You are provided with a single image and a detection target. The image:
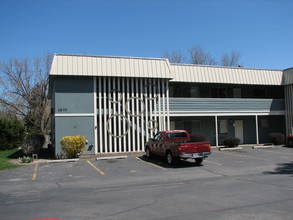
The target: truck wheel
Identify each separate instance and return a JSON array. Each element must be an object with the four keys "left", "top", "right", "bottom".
[
  {"left": 166, "top": 151, "right": 174, "bottom": 165},
  {"left": 288, "top": 139, "right": 293, "bottom": 147},
  {"left": 145, "top": 147, "right": 152, "bottom": 159},
  {"left": 195, "top": 158, "right": 203, "bottom": 165}
]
